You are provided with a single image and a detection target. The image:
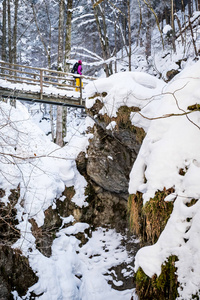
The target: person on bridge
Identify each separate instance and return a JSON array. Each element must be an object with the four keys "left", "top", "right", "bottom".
[
  {"left": 77, "top": 60, "right": 82, "bottom": 75},
  {"left": 75, "top": 60, "right": 83, "bottom": 92}
]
